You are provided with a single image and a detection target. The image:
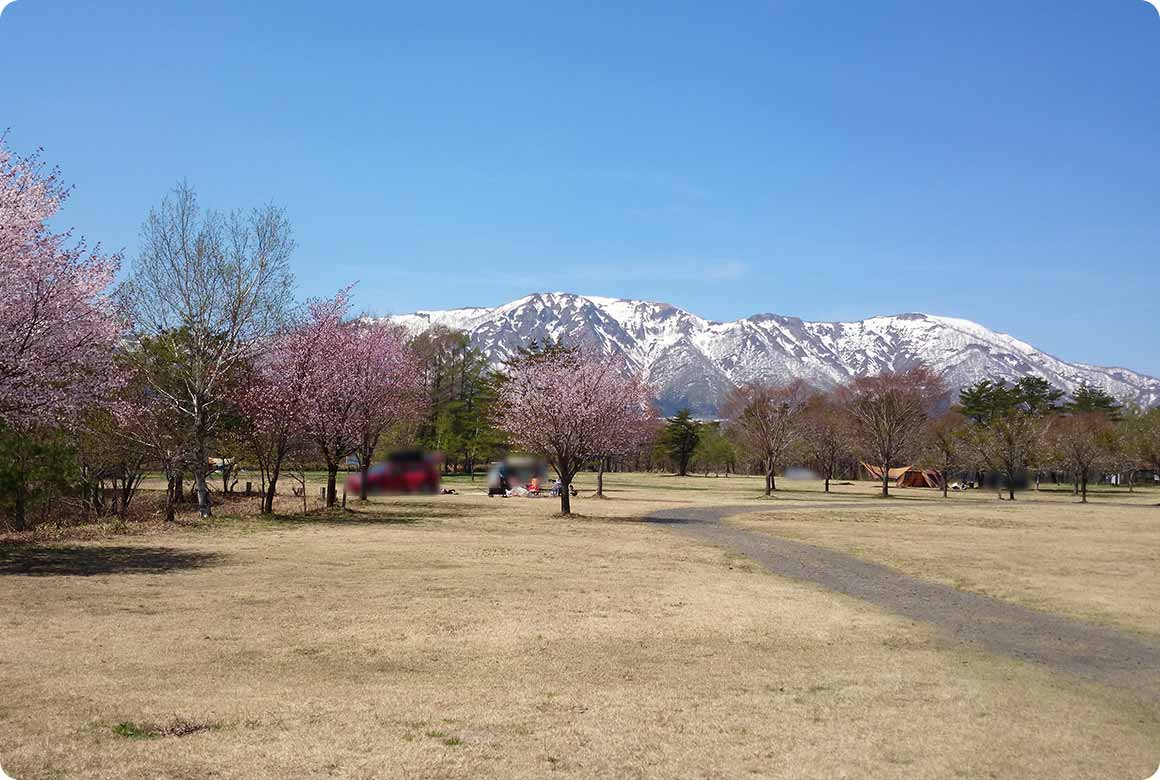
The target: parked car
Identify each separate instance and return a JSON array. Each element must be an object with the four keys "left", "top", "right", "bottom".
[{"left": 346, "top": 450, "right": 441, "bottom": 495}]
